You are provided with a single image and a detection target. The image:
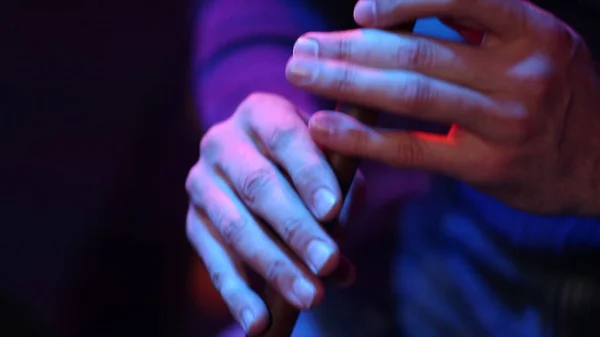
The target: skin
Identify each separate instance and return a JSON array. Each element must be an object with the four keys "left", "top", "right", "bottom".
[
  {"left": 288, "top": 0, "right": 600, "bottom": 215},
  {"left": 186, "top": 94, "right": 358, "bottom": 335},
  {"left": 187, "top": 0, "right": 600, "bottom": 334}
]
